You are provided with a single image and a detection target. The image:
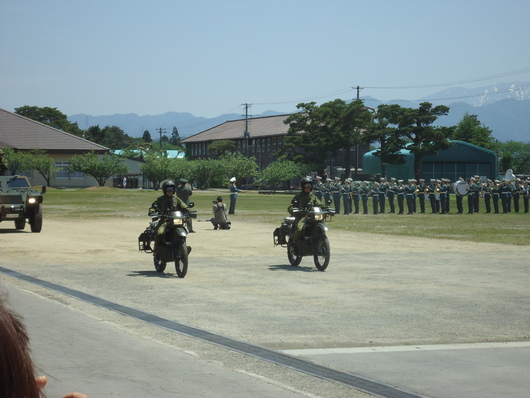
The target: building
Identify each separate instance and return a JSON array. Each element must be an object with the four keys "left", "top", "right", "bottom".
[
  {"left": 181, "top": 114, "right": 370, "bottom": 178},
  {"left": 362, "top": 140, "right": 499, "bottom": 181},
  {"left": 0, "top": 108, "right": 130, "bottom": 188}
]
